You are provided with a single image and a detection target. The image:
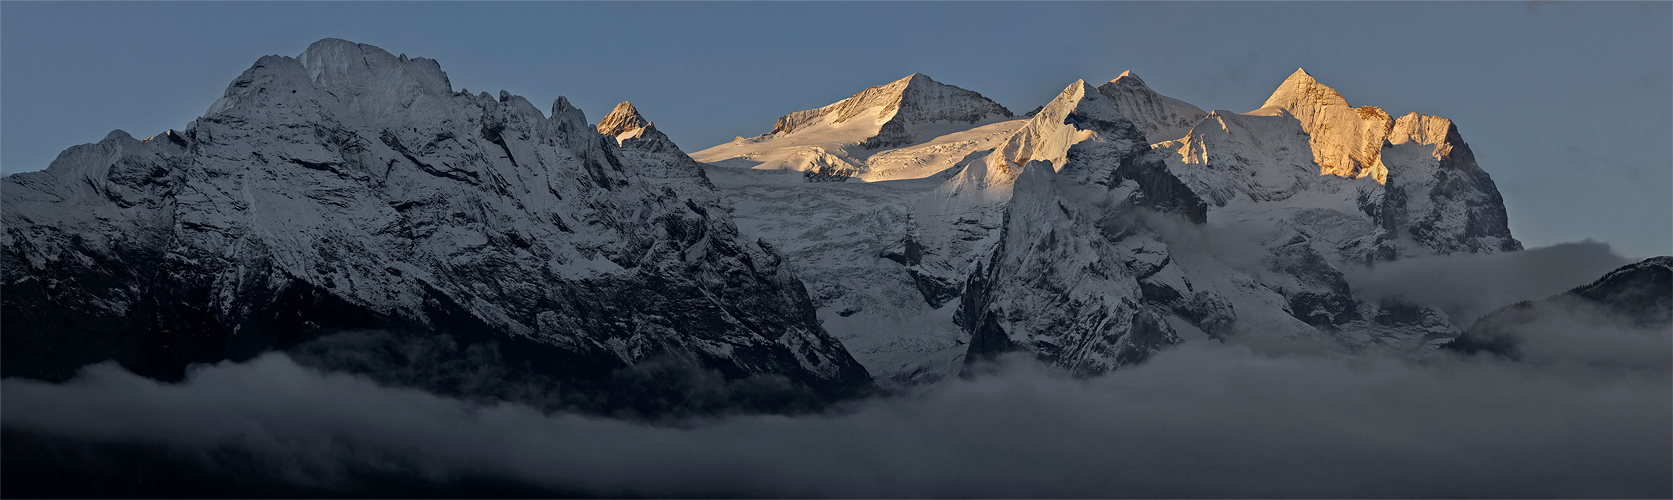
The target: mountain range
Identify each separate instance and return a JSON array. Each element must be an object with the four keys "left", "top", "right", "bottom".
[{"left": 3, "top": 39, "right": 1663, "bottom": 409}]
